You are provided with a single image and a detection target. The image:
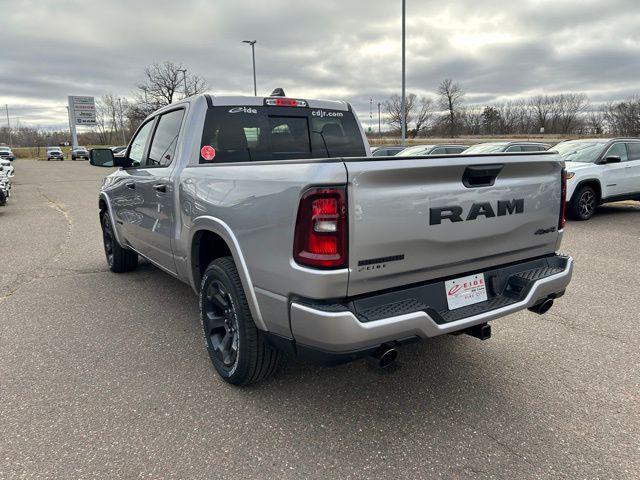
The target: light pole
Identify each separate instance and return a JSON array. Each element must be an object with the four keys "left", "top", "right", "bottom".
[
  {"left": 378, "top": 102, "right": 382, "bottom": 138},
  {"left": 177, "top": 69, "right": 188, "bottom": 98},
  {"left": 117, "top": 97, "right": 126, "bottom": 144},
  {"left": 401, "top": 0, "right": 406, "bottom": 145},
  {"left": 5, "top": 104, "right": 12, "bottom": 148},
  {"left": 242, "top": 40, "right": 257, "bottom": 96},
  {"left": 141, "top": 85, "right": 149, "bottom": 112}
]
